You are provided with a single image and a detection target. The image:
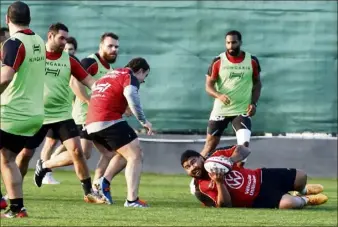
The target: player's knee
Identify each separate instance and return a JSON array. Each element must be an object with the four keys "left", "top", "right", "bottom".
[
  {"left": 127, "top": 146, "right": 143, "bottom": 162},
  {"left": 72, "top": 147, "right": 85, "bottom": 159},
  {"left": 294, "top": 169, "right": 307, "bottom": 190},
  {"left": 279, "top": 195, "right": 296, "bottom": 209}
]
